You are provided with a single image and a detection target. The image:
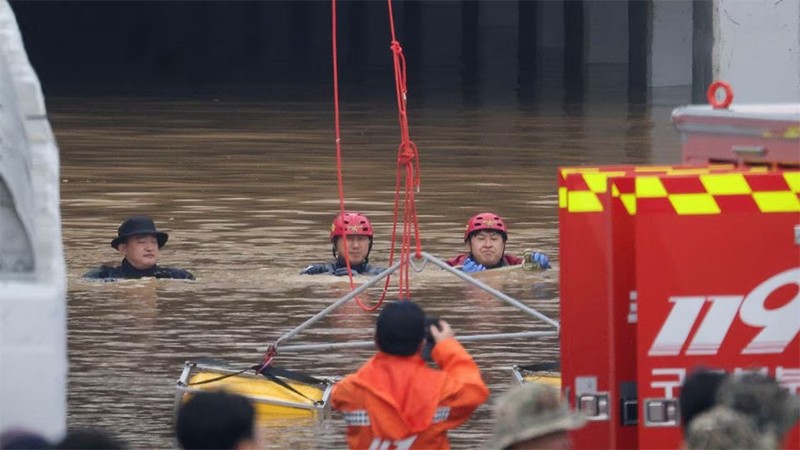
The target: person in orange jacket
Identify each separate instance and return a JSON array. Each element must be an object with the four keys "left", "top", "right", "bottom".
[{"left": 331, "top": 300, "right": 490, "bottom": 450}]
